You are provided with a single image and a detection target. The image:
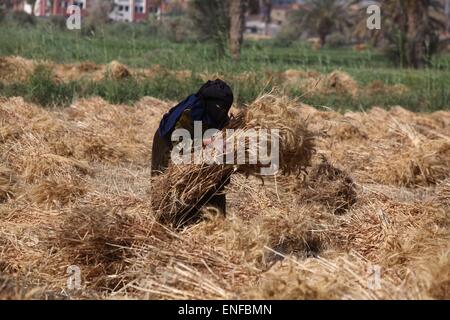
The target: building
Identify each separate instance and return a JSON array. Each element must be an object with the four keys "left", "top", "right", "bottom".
[
  {"left": 109, "top": 0, "right": 190, "bottom": 22},
  {"left": 51, "top": 1, "right": 89, "bottom": 17},
  {"left": 12, "top": 0, "right": 89, "bottom": 17},
  {"left": 109, "top": 0, "right": 161, "bottom": 22},
  {"left": 271, "top": 0, "right": 303, "bottom": 25},
  {"left": 245, "top": 0, "right": 305, "bottom": 36},
  {"left": 10, "top": 0, "right": 31, "bottom": 14},
  {"left": 11, "top": 0, "right": 163, "bottom": 22}
]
